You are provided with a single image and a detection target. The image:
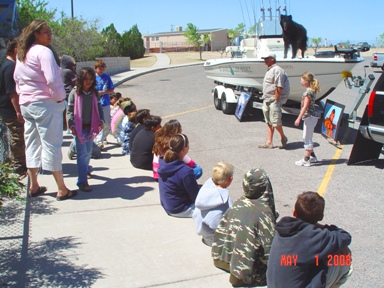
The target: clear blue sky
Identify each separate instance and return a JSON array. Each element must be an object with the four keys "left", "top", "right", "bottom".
[{"left": 46, "top": 0, "right": 384, "bottom": 45}]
